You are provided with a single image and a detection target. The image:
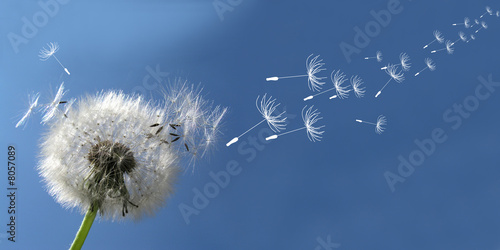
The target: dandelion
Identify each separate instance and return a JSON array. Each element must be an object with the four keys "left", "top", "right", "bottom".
[
  {"left": 266, "top": 54, "right": 326, "bottom": 92},
  {"left": 381, "top": 53, "right": 411, "bottom": 71},
  {"left": 15, "top": 92, "right": 40, "bottom": 128},
  {"left": 364, "top": 51, "right": 383, "bottom": 62},
  {"left": 41, "top": 82, "right": 67, "bottom": 124},
  {"left": 266, "top": 105, "right": 324, "bottom": 142},
  {"left": 452, "top": 17, "right": 471, "bottom": 28},
  {"left": 414, "top": 58, "right": 436, "bottom": 77},
  {"left": 423, "top": 30, "right": 445, "bottom": 49},
  {"left": 431, "top": 40, "right": 454, "bottom": 54},
  {"left": 496, "top": 11, "right": 500, "bottom": 17},
  {"left": 38, "top": 82, "right": 225, "bottom": 248},
  {"left": 356, "top": 115, "right": 387, "bottom": 134},
  {"left": 480, "top": 6, "right": 494, "bottom": 18},
  {"left": 39, "top": 42, "right": 70, "bottom": 75},
  {"left": 226, "top": 94, "right": 286, "bottom": 146},
  {"left": 475, "top": 21, "right": 488, "bottom": 33},
  {"left": 374, "top": 64, "right": 404, "bottom": 98},
  {"left": 350, "top": 75, "right": 365, "bottom": 98},
  {"left": 451, "top": 31, "right": 468, "bottom": 46},
  {"left": 467, "top": 34, "right": 476, "bottom": 42}
]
